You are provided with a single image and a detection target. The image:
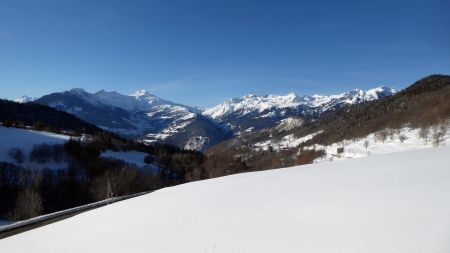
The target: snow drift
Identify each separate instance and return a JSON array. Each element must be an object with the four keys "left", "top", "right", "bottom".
[{"left": 1, "top": 146, "right": 450, "bottom": 253}]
